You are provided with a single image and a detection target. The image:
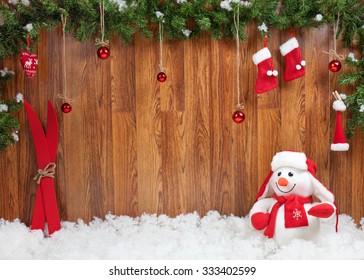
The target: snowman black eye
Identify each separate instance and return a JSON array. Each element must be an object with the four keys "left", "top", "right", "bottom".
[
  {"left": 288, "top": 172, "right": 294, "bottom": 177},
  {"left": 277, "top": 172, "right": 282, "bottom": 176}
]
